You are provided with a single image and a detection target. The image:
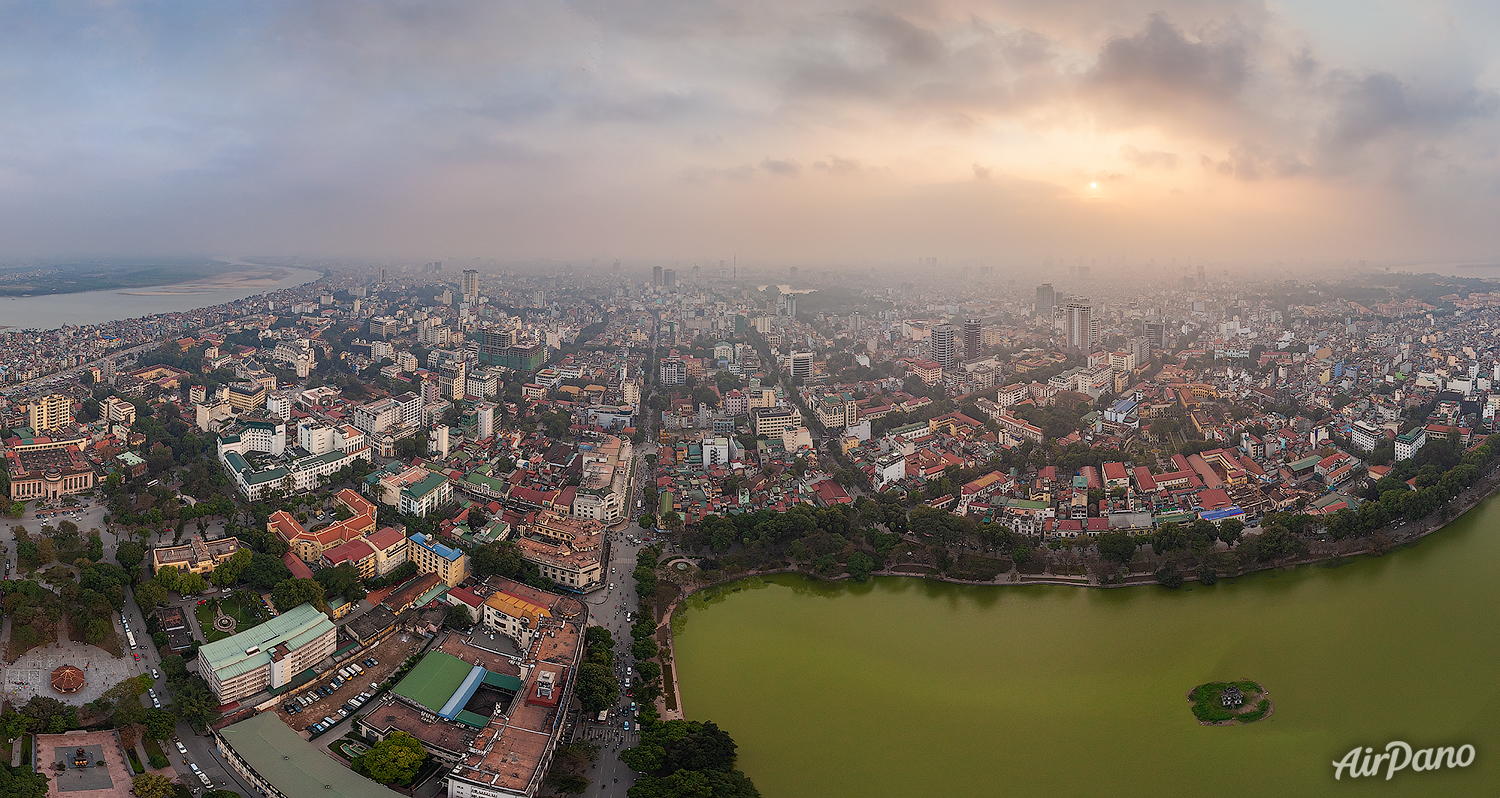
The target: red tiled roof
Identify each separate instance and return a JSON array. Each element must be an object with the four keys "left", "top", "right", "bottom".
[
  {"left": 366, "top": 526, "right": 407, "bottom": 550},
  {"left": 812, "top": 480, "right": 852, "bottom": 505},
  {"left": 282, "top": 551, "right": 314, "bottom": 580},
  {"left": 322, "top": 538, "right": 375, "bottom": 566}
]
